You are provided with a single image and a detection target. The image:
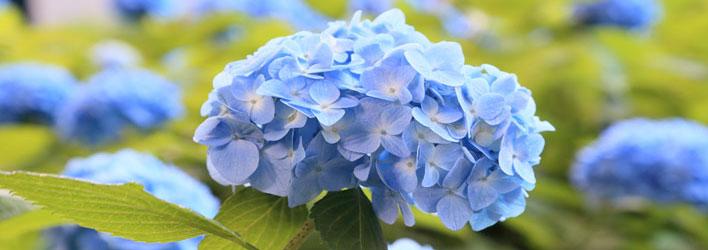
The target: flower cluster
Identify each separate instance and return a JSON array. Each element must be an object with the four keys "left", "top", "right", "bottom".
[
  {"left": 572, "top": 118, "right": 708, "bottom": 210},
  {"left": 573, "top": 0, "right": 661, "bottom": 31},
  {"left": 0, "top": 63, "right": 77, "bottom": 125},
  {"left": 194, "top": 9, "right": 553, "bottom": 231},
  {"left": 56, "top": 68, "right": 183, "bottom": 146},
  {"left": 48, "top": 149, "right": 220, "bottom": 250}
]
